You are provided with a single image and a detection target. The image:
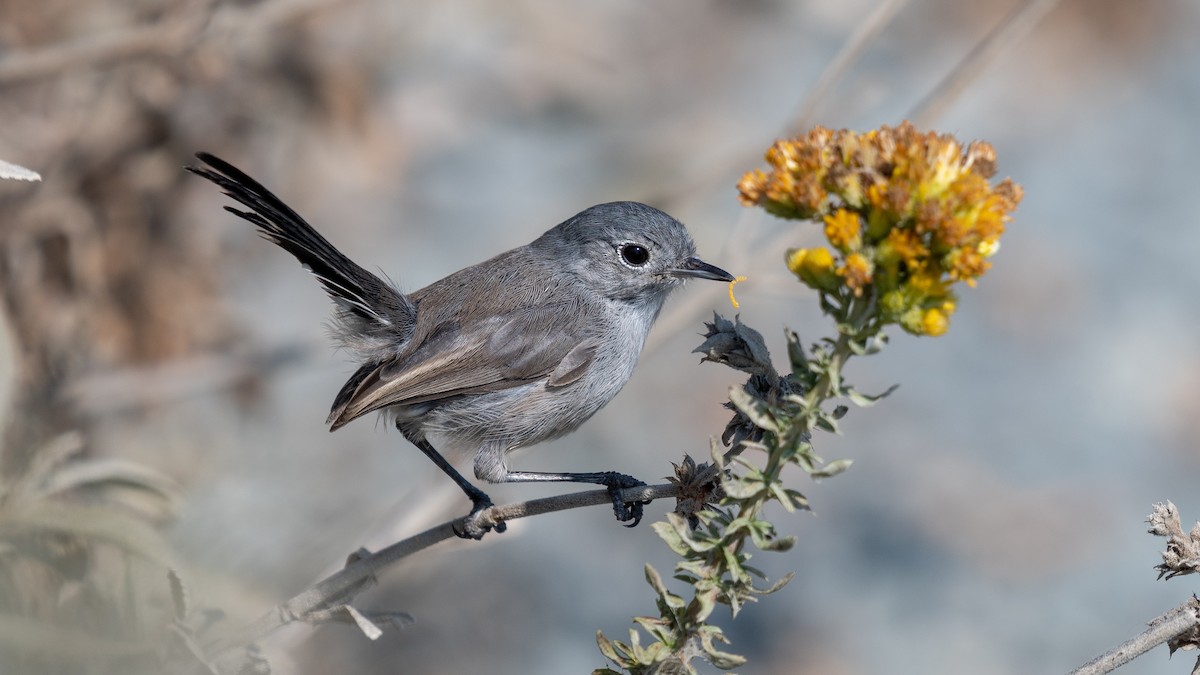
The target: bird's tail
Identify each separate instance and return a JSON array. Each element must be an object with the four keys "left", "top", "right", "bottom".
[{"left": 188, "top": 152, "right": 415, "bottom": 349}]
